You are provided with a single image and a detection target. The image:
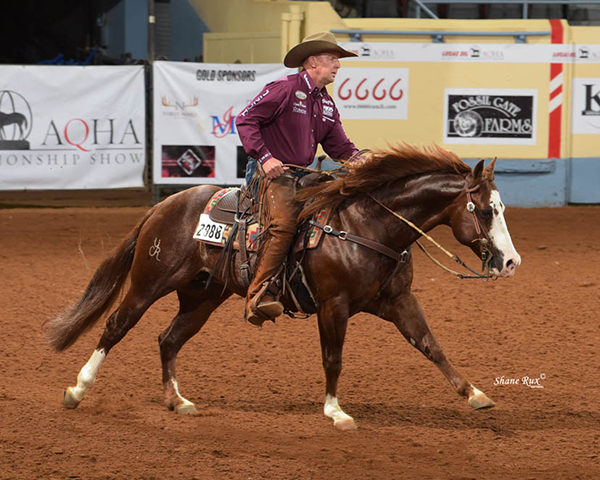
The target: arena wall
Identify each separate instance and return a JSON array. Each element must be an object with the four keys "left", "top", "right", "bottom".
[{"left": 195, "top": 2, "right": 600, "bottom": 206}]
